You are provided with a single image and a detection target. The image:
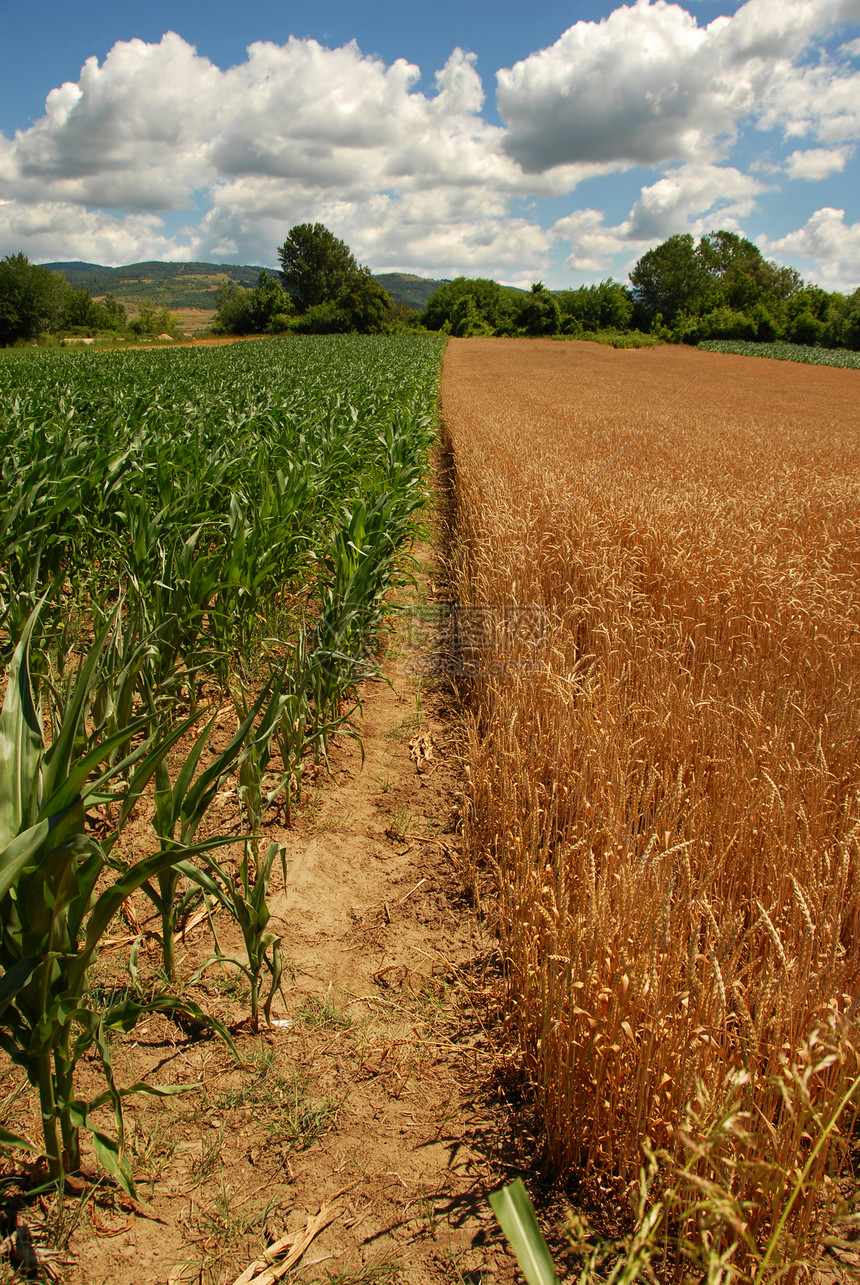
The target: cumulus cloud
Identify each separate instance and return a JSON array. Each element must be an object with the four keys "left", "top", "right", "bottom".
[
  {"left": 3, "top": 34, "right": 219, "bottom": 210},
  {"left": 553, "top": 162, "right": 770, "bottom": 274},
  {"left": 0, "top": 198, "right": 190, "bottom": 264},
  {"left": 785, "top": 146, "right": 852, "bottom": 179},
  {"left": 625, "top": 163, "right": 768, "bottom": 238},
  {"left": 758, "top": 60, "right": 860, "bottom": 145},
  {"left": 0, "top": 4, "right": 858, "bottom": 288},
  {"left": 0, "top": 31, "right": 566, "bottom": 276},
  {"left": 0, "top": 34, "right": 540, "bottom": 211},
  {"left": 498, "top": 0, "right": 860, "bottom": 173},
  {"left": 552, "top": 208, "right": 633, "bottom": 273},
  {"left": 758, "top": 207, "right": 860, "bottom": 291},
  {"left": 194, "top": 181, "right": 553, "bottom": 282}
]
